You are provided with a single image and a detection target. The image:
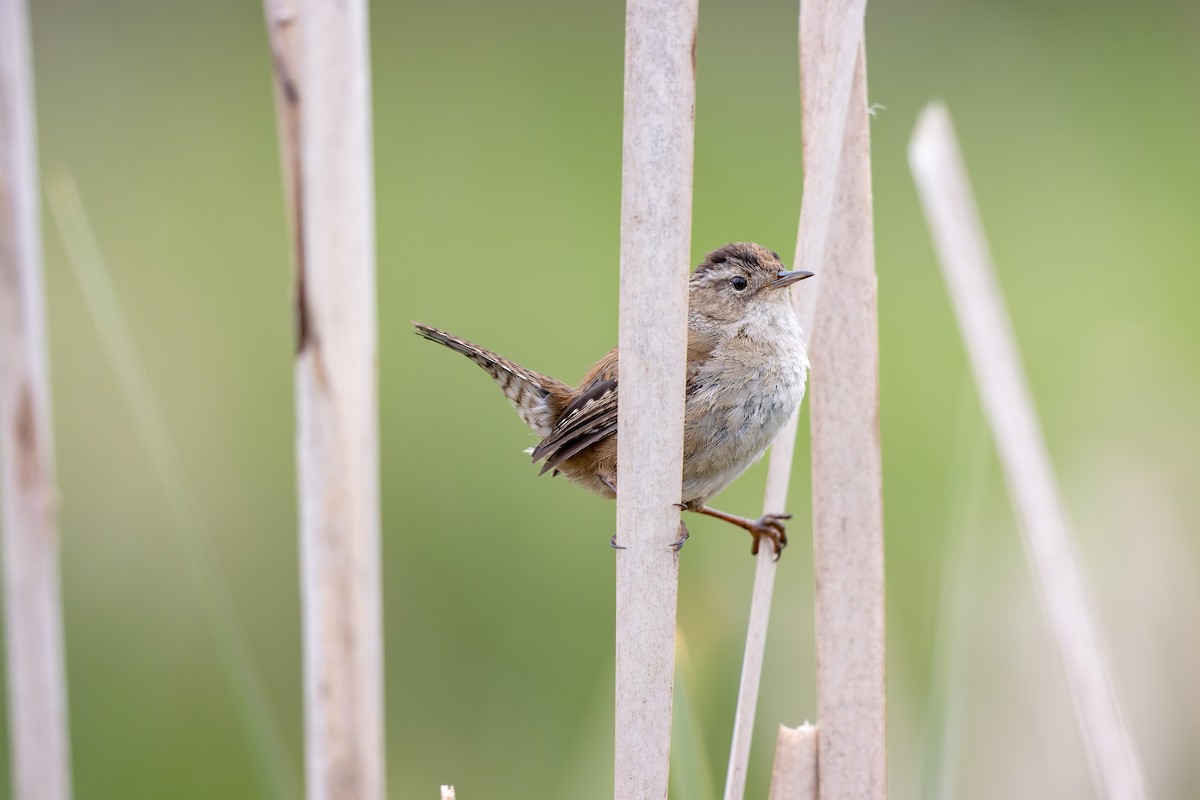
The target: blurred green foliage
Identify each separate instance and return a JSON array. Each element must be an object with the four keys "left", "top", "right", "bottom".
[{"left": 2, "top": 0, "right": 1198, "bottom": 797}]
